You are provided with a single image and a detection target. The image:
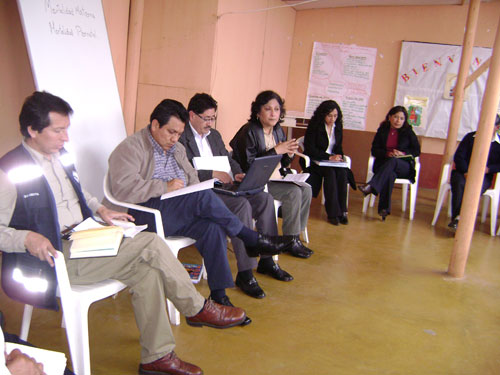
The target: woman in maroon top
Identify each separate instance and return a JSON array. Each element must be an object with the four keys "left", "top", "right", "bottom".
[{"left": 358, "top": 106, "right": 420, "bottom": 220}]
